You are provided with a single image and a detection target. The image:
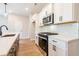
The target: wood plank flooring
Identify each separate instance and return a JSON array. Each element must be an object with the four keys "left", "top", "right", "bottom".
[{"left": 17, "top": 39, "right": 46, "bottom": 56}]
